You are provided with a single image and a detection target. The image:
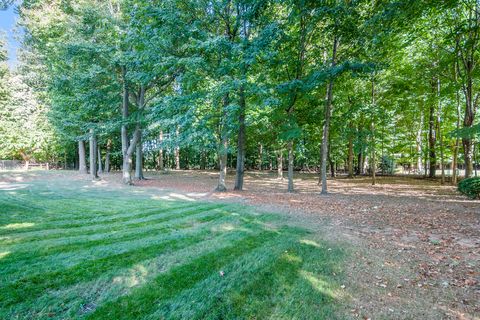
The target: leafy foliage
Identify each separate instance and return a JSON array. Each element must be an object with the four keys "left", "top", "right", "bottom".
[{"left": 458, "top": 177, "right": 480, "bottom": 199}]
